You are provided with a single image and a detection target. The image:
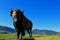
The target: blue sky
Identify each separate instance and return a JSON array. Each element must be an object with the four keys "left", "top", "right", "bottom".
[{"left": 0, "top": 0, "right": 60, "bottom": 32}]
